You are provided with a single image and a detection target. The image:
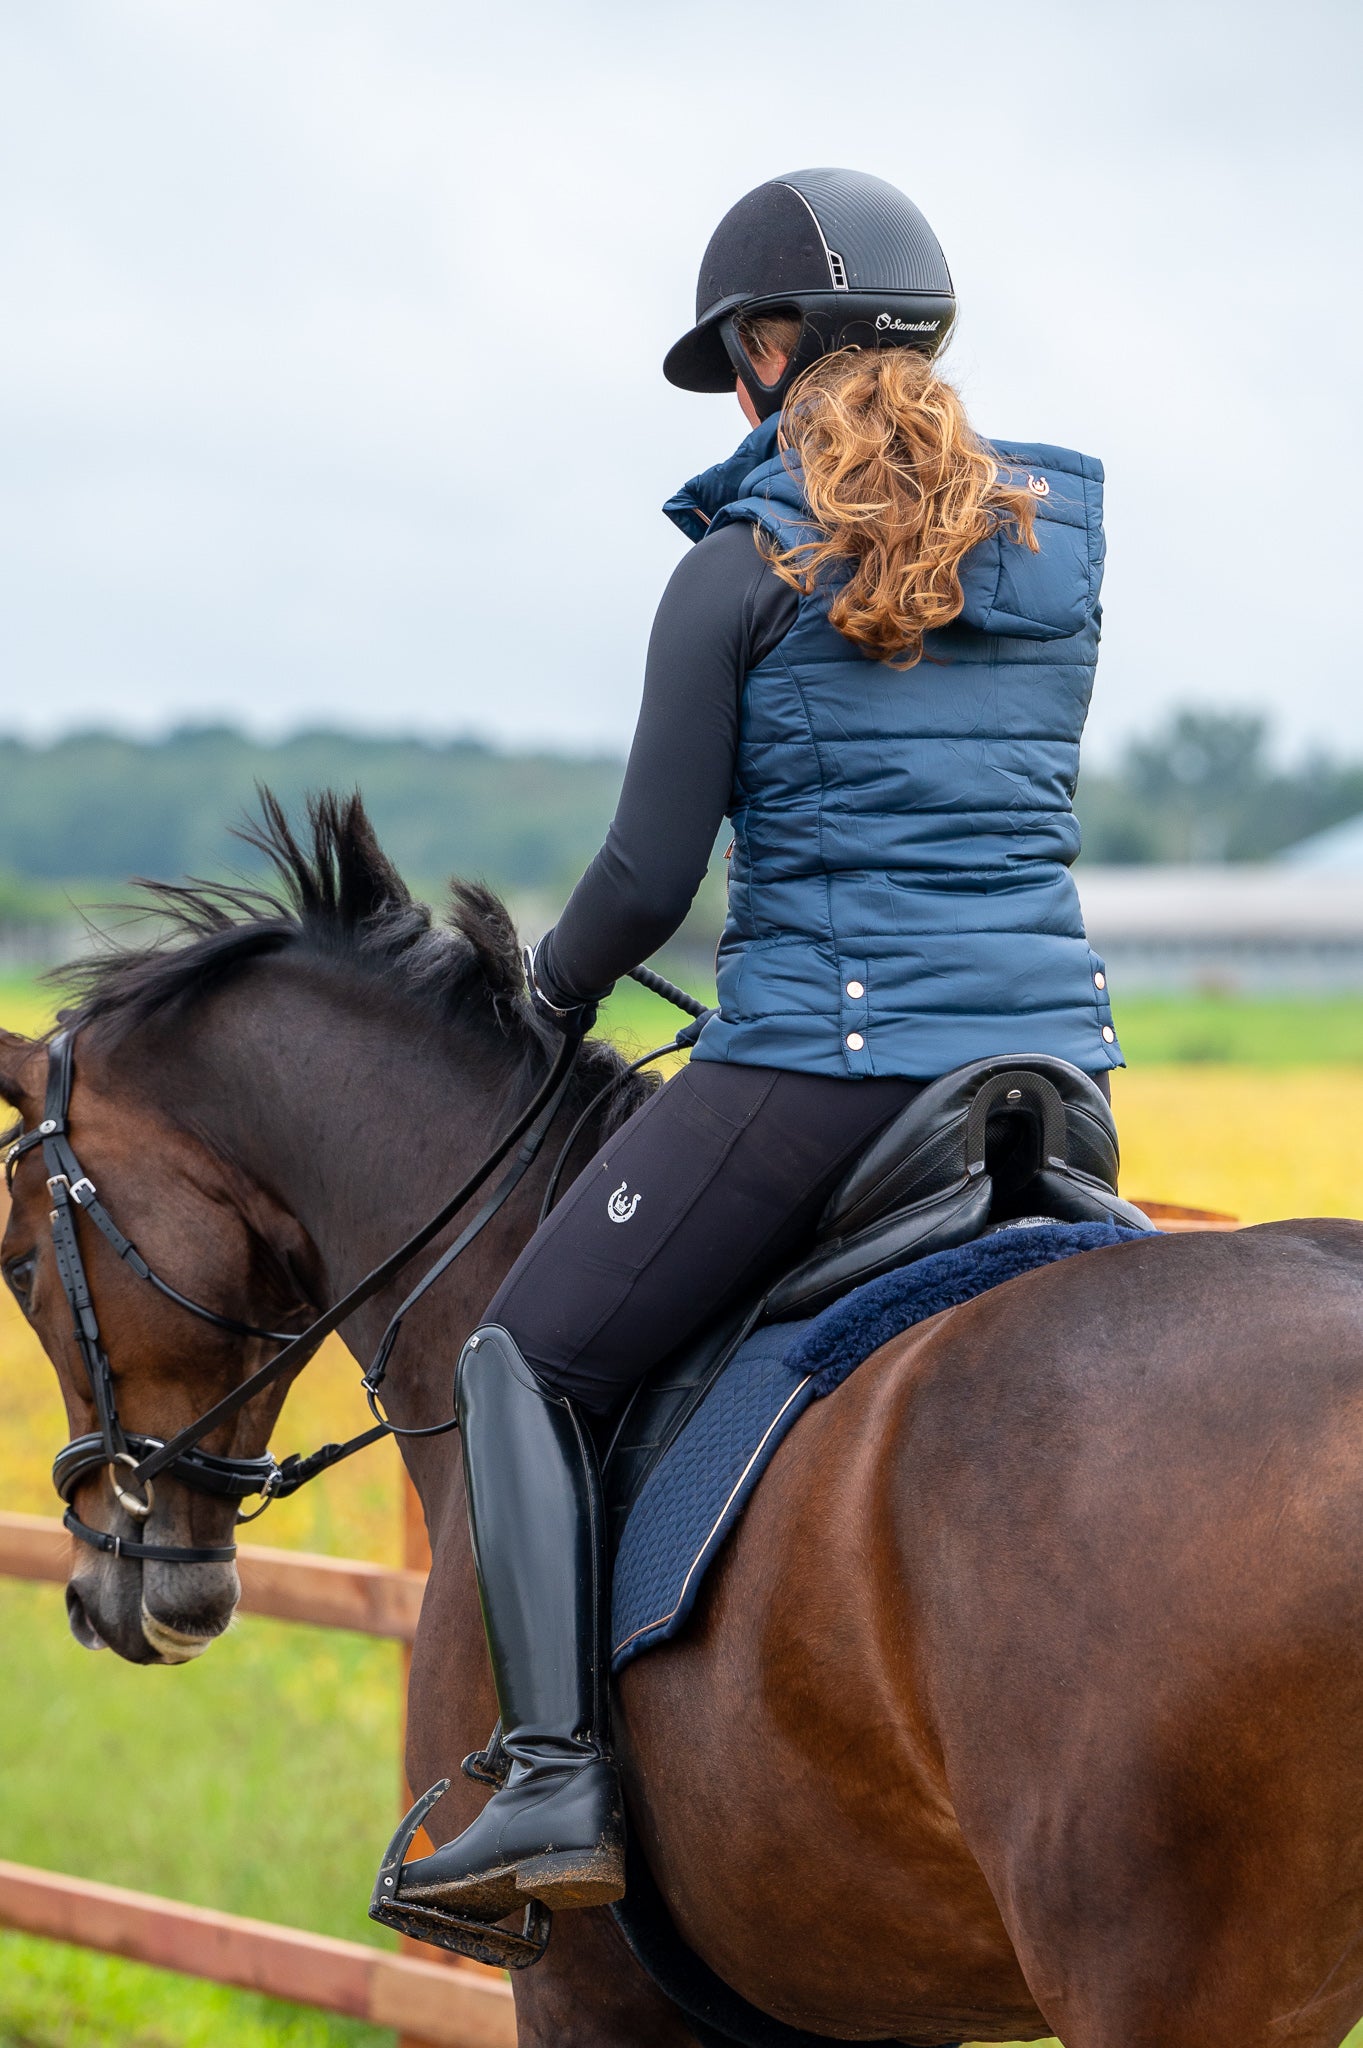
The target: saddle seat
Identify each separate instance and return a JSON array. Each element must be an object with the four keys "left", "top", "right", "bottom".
[{"left": 603, "top": 1055, "right": 1150, "bottom": 1531}]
